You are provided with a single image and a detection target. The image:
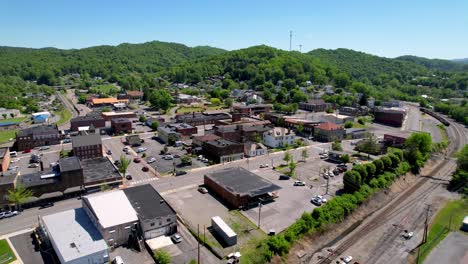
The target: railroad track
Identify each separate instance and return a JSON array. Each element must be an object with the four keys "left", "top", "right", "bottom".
[{"left": 314, "top": 118, "right": 465, "bottom": 264}]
